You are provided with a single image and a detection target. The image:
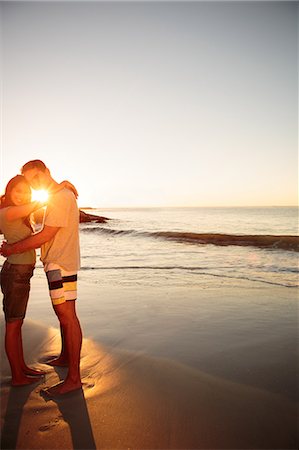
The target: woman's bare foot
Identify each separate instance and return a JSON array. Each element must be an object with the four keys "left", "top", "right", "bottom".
[
  {"left": 11, "top": 375, "right": 42, "bottom": 387},
  {"left": 42, "top": 379, "right": 82, "bottom": 397},
  {"left": 23, "top": 366, "right": 46, "bottom": 376}
]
